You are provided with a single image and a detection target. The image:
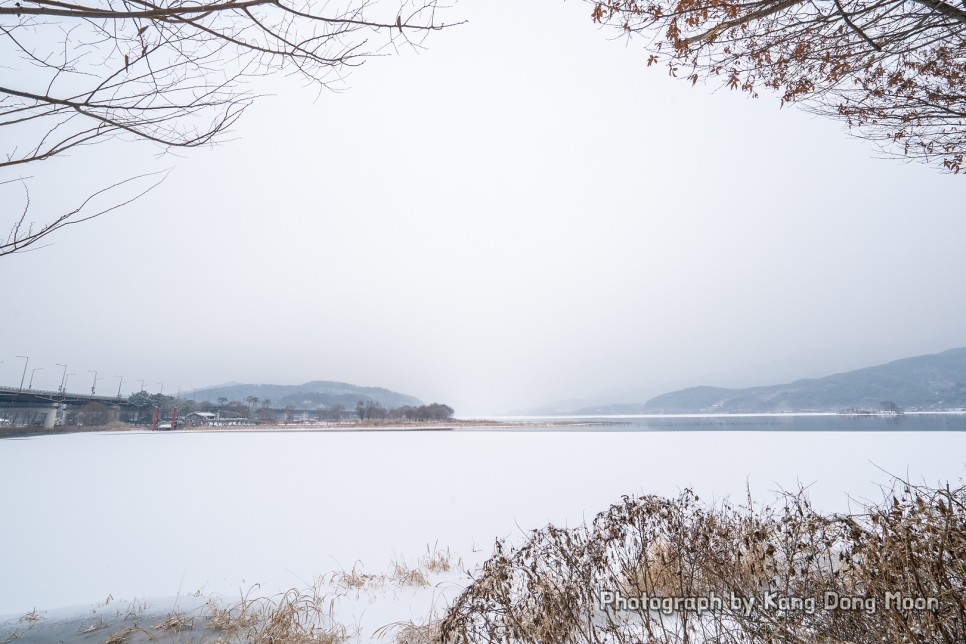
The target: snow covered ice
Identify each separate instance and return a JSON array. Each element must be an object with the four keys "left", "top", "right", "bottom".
[{"left": 1, "top": 427, "right": 963, "bottom": 638}]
